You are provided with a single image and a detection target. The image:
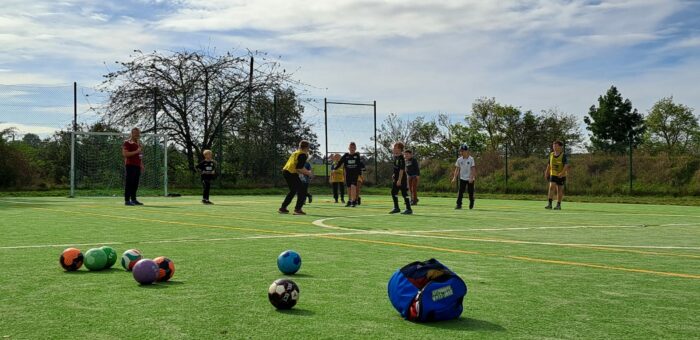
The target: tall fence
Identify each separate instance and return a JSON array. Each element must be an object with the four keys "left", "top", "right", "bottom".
[{"left": 2, "top": 83, "right": 699, "bottom": 196}]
